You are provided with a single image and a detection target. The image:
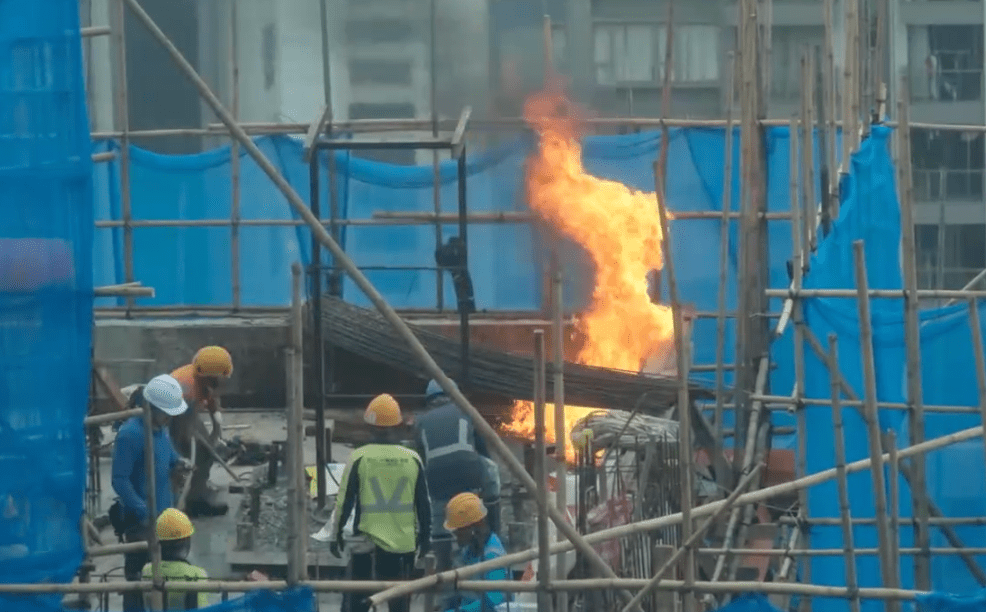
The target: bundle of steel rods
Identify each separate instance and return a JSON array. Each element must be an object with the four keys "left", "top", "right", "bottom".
[{"left": 319, "top": 296, "right": 714, "bottom": 412}]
